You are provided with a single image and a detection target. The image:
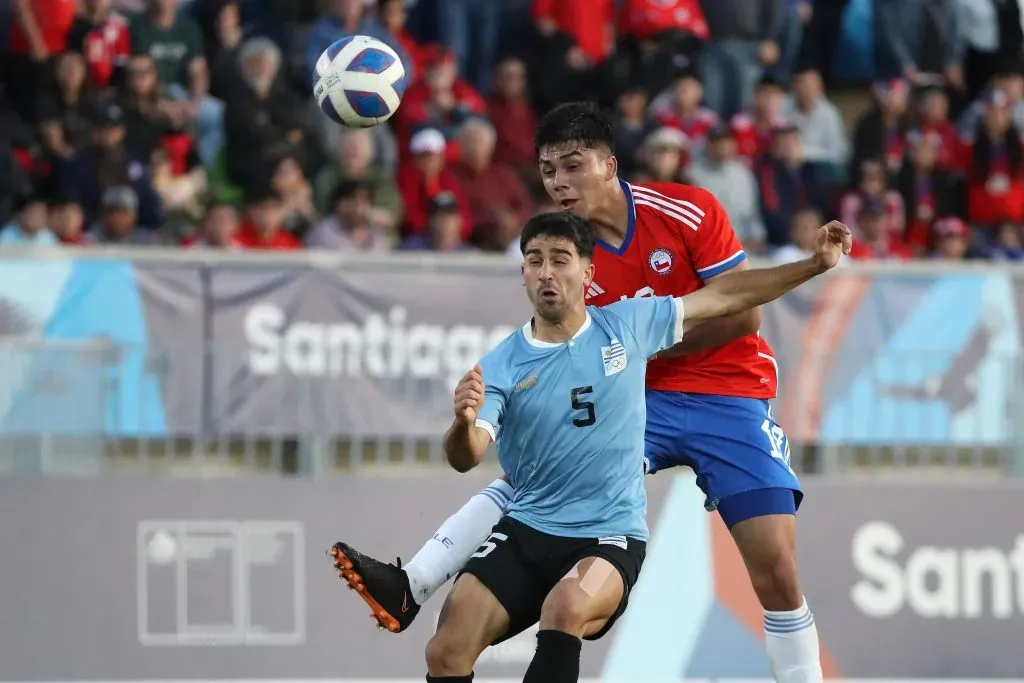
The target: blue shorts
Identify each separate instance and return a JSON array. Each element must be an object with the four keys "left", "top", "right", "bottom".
[{"left": 643, "top": 390, "right": 803, "bottom": 526}]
